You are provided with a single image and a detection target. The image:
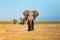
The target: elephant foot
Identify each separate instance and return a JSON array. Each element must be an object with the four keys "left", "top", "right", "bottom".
[
  {"left": 28, "top": 28, "right": 33, "bottom": 31},
  {"left": 28, "top": 27, "right": 34, "bottom": 31},
  {"left": 28, "top": 28, "right": 34, "bottom": 31},
  {"left": 28, "top": 30, "right": 31, "bottom": 31},
  {"left": 32, "top": 28, "right": 34, "bottom": 31},
  {"left": 28, "top": 28, "right": 31, "bottom": 31}
]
